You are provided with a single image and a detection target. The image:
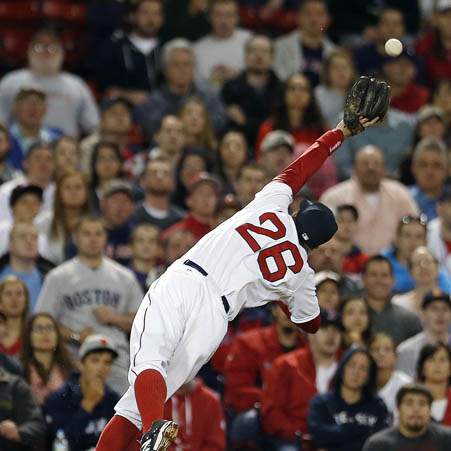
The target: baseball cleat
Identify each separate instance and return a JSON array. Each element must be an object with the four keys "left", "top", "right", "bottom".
[{"left": 140, "top": 420, "right": 179, "bottom": 451}]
